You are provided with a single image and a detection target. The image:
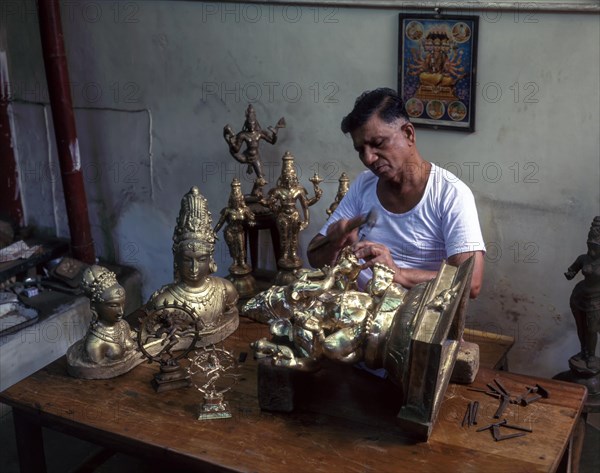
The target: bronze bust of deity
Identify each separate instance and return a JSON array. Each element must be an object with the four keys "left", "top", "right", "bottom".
[
  {"left": 145, "top": 186, "right": 239, "bottom": 347},
  {"left": 67, "top": 265, "right": 142, "bottom": 379}
]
